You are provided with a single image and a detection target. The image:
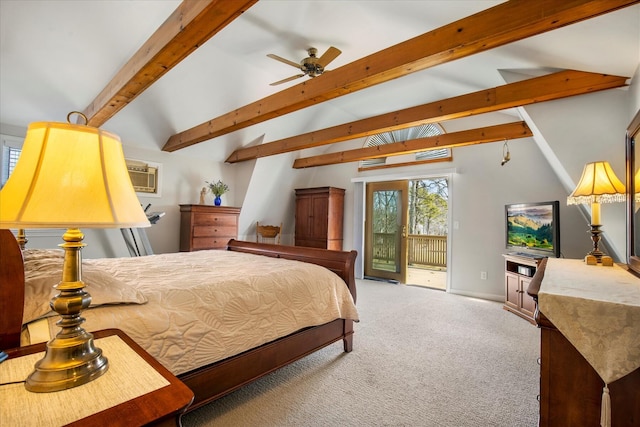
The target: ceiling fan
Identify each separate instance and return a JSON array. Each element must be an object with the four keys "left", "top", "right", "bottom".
[{"left": 267, "top": 46, "right": 341, "bottom": 86}]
